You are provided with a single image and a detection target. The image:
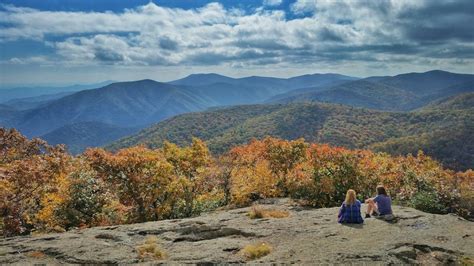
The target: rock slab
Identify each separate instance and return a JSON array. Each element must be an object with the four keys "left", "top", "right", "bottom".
[{"left": 1, "top": 199, "right": 473, "bottom": 265}]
